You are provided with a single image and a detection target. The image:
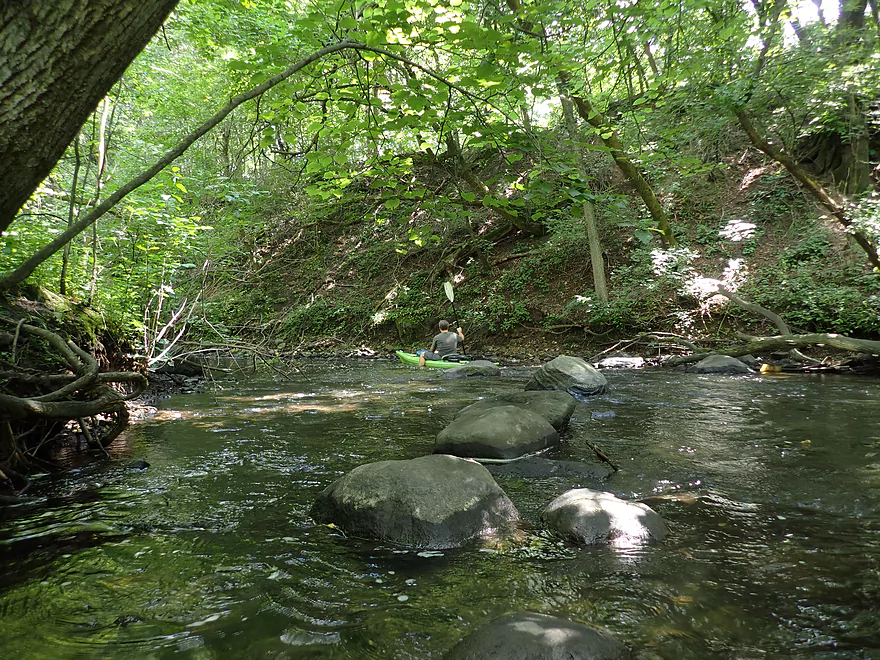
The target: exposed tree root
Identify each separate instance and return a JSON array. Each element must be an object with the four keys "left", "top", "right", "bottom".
[{"left": 0, "top": 318, "right": 148, "bottom": 484}]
